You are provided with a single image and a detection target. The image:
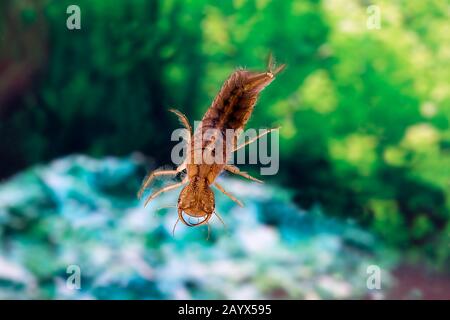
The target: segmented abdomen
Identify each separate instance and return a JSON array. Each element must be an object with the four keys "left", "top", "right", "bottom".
[
  {"left": 201, "top": 69, "right": 273, "bottom": 133},
  {"left": 188, "top": 69, "right": 274, "bottom": 183}
]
